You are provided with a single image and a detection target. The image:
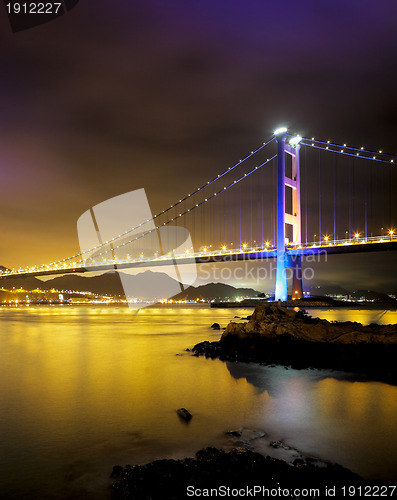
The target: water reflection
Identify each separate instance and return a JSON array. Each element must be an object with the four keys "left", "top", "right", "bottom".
[
  {"left": 304, "top": 308, "right": 397, "bottom": 325},
  {"left": 224, "top": 360, "right": 397, "bottom": 481},
  {"left": 0, "top": 305, "right": 397, "bottom": 499}
]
